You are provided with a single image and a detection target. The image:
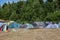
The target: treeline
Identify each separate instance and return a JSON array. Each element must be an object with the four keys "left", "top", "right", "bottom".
[{"left": 0, "top": 0, "right": 60, "bottom": 23}]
